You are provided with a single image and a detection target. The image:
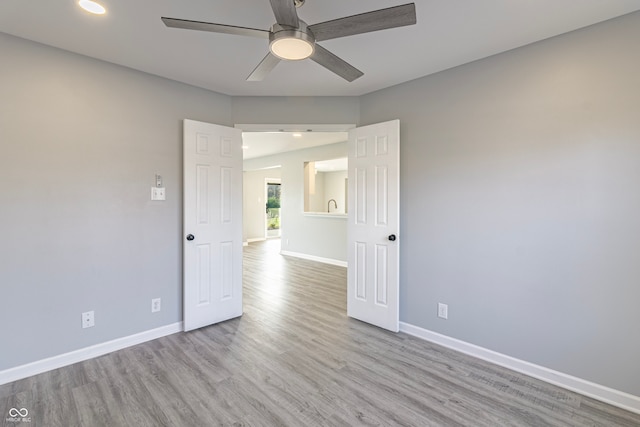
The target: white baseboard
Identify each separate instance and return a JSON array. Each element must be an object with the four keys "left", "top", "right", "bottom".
[
  {"left": 280, "top": 250, "right": 347, "bottom": 267},
  {"left": 399, "top": 322, "right": 640, "bottom": 415},
  {"left": 0, "top": 322, "right": 183, "bottom": 385},
  {"left": 246, "top": 238, "right": 266, "bottom": 243}
]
